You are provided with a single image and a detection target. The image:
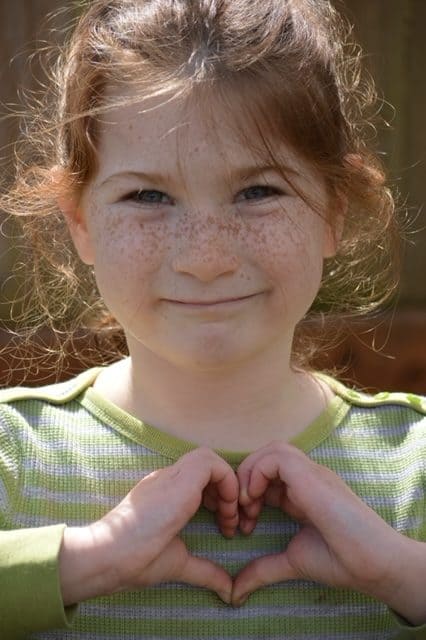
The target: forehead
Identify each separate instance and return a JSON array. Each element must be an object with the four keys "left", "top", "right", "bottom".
[{"left": 93, "top": 86, "right": 312, "bottom": 178}]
